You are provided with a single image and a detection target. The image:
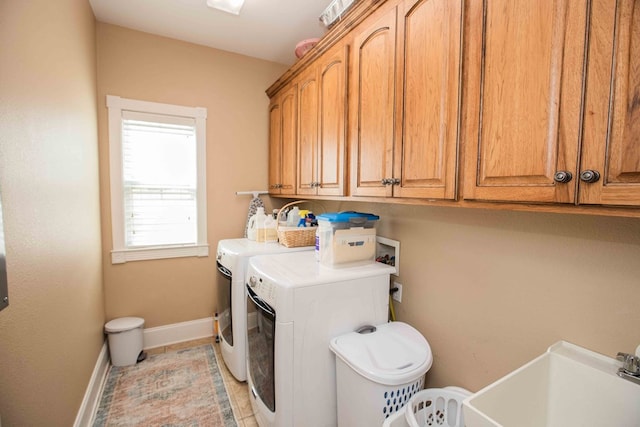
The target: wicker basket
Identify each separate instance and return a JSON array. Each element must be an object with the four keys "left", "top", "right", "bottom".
[{"left": 276, "top": 200, "right": 320, "bottom": 248}]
